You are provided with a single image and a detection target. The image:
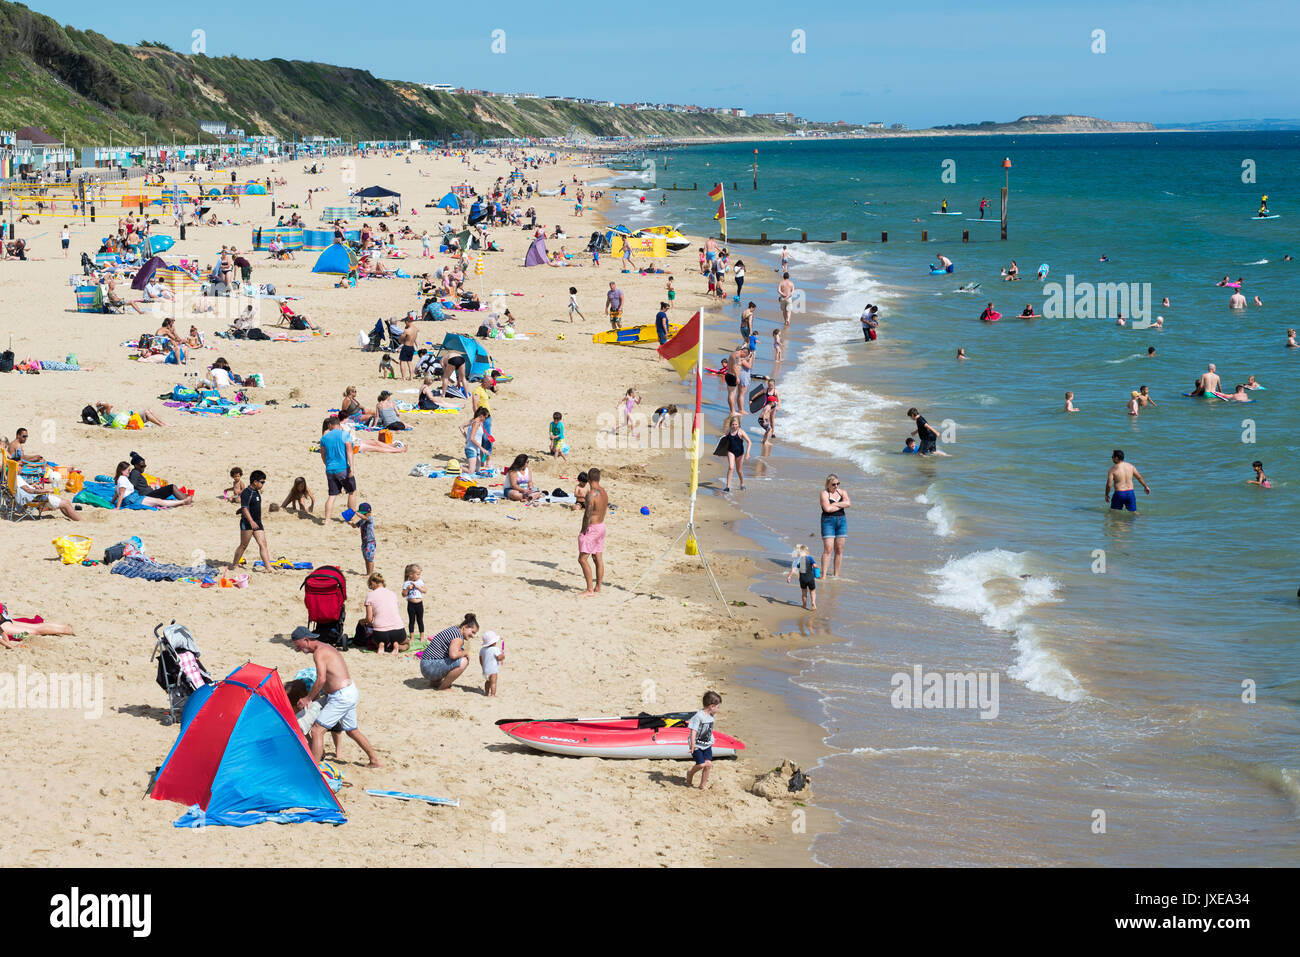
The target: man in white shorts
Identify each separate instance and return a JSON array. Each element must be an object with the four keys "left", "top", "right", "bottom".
[{"left": 292, "top": 635, "right": 381, "bottom": 767}]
